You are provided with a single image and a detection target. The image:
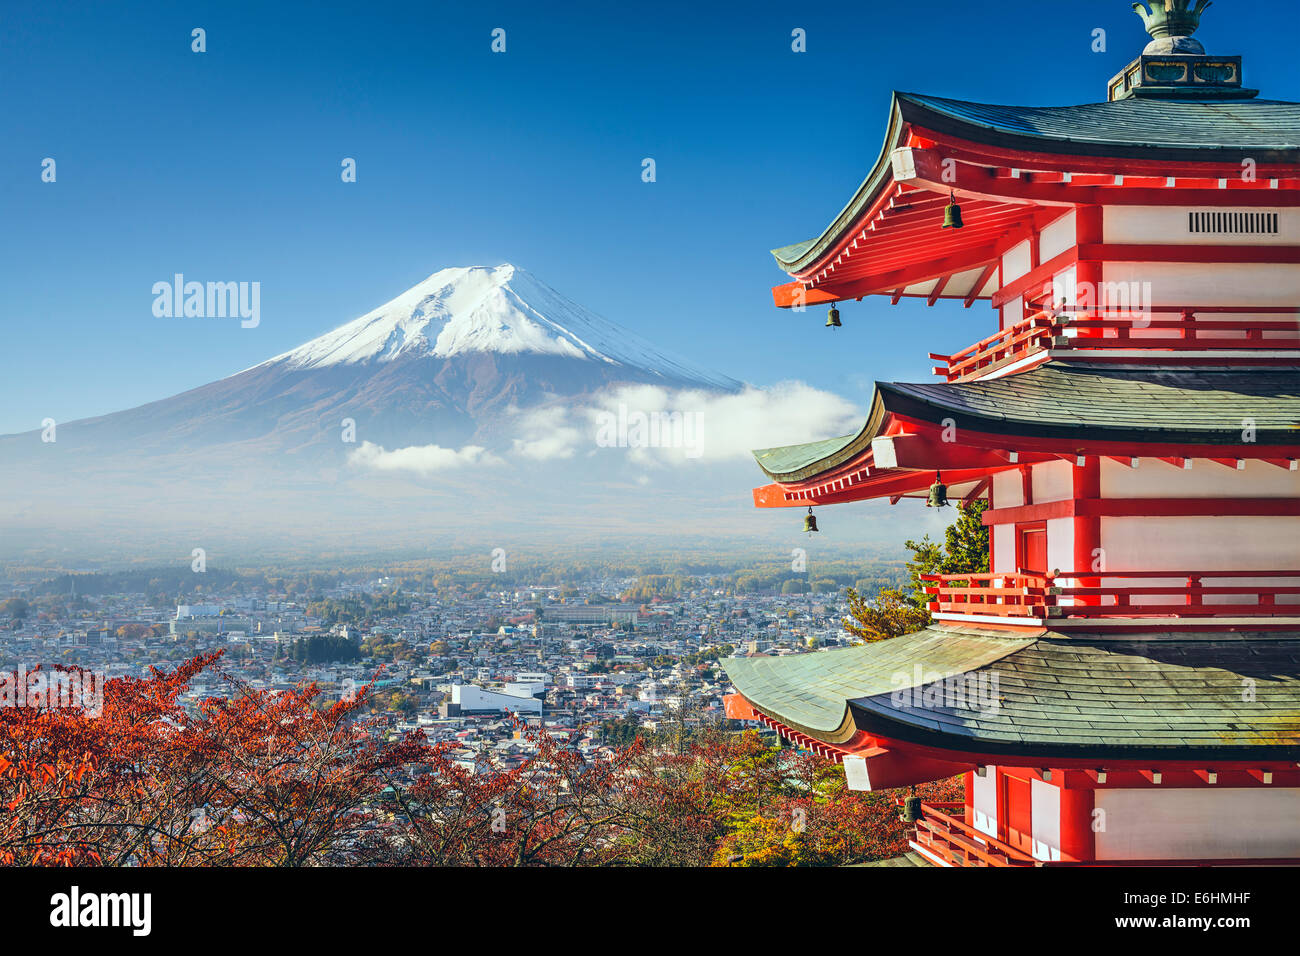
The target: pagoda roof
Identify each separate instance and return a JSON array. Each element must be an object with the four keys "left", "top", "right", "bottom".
[
  {"left": 772, "top": 91, "right": 1300, "bottom": 276},
  {"left": 754, "top": 365, "right": 1300, "bottom": 483},
  {"left": 899, "top": 92, "right": 1300, "bottom": 157},
  {"left": 722, "top": 627, "right": 1032, "bottom": 742},
  {"left": 723, "top": 627, "right": 1300, "bottom": 760}
]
